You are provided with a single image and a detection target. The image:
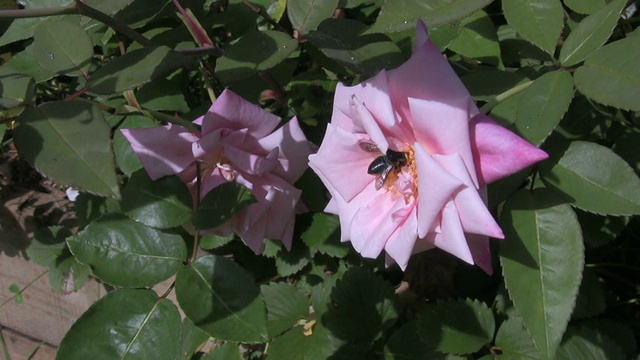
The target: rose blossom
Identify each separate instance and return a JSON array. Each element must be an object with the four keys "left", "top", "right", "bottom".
[
  {"left": 121, "top": 89, "right": 315, "bottom": 253},
  {"left": 308, "top": 21, "right": 548, "bottom": 273}
]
